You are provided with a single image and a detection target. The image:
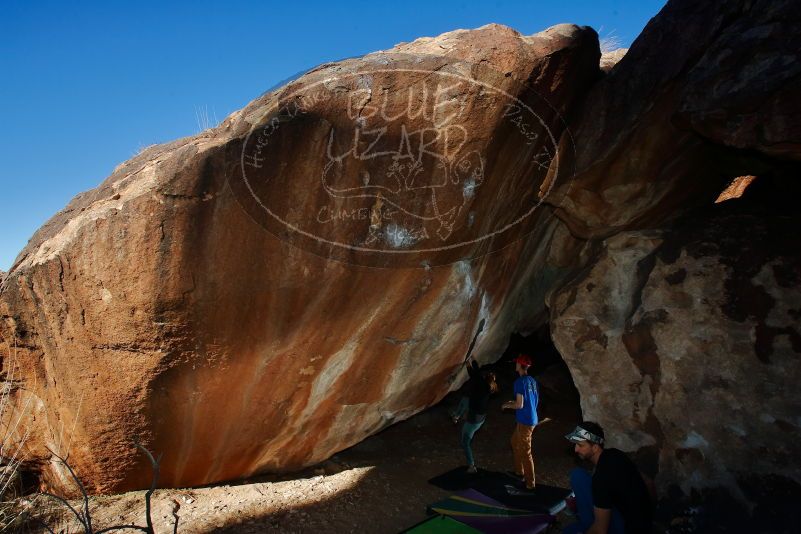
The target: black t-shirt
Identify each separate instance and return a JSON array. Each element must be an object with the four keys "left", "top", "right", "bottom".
[
  {"left": 592, "top": 448, "right": 653, "bottom": 533},
  {"left": 466, "top": 361, "right": 491, "bottom": 422}
]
